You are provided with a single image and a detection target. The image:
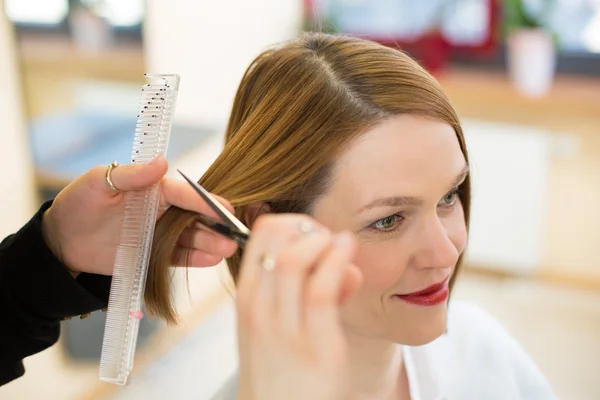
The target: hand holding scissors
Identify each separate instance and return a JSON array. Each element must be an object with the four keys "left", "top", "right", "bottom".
[{"left": 40, "top": 157, "right": 238, "bottom": 278}]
